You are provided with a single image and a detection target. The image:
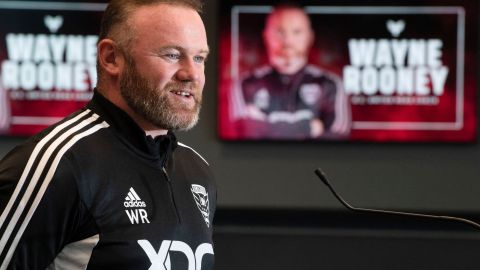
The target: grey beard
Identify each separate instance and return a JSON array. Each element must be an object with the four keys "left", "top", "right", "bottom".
[{"left": 119, "top": 61, "right": 201, "bottom": 131}]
